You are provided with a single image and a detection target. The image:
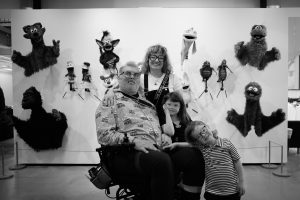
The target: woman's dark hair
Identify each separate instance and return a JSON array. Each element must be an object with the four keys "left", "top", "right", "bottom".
[
  {"left": 185, "top": 121, "right": 206, "bottom": 146},
  {"left": 162, "top": 91, "right": 191, "bottom": 125}
]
